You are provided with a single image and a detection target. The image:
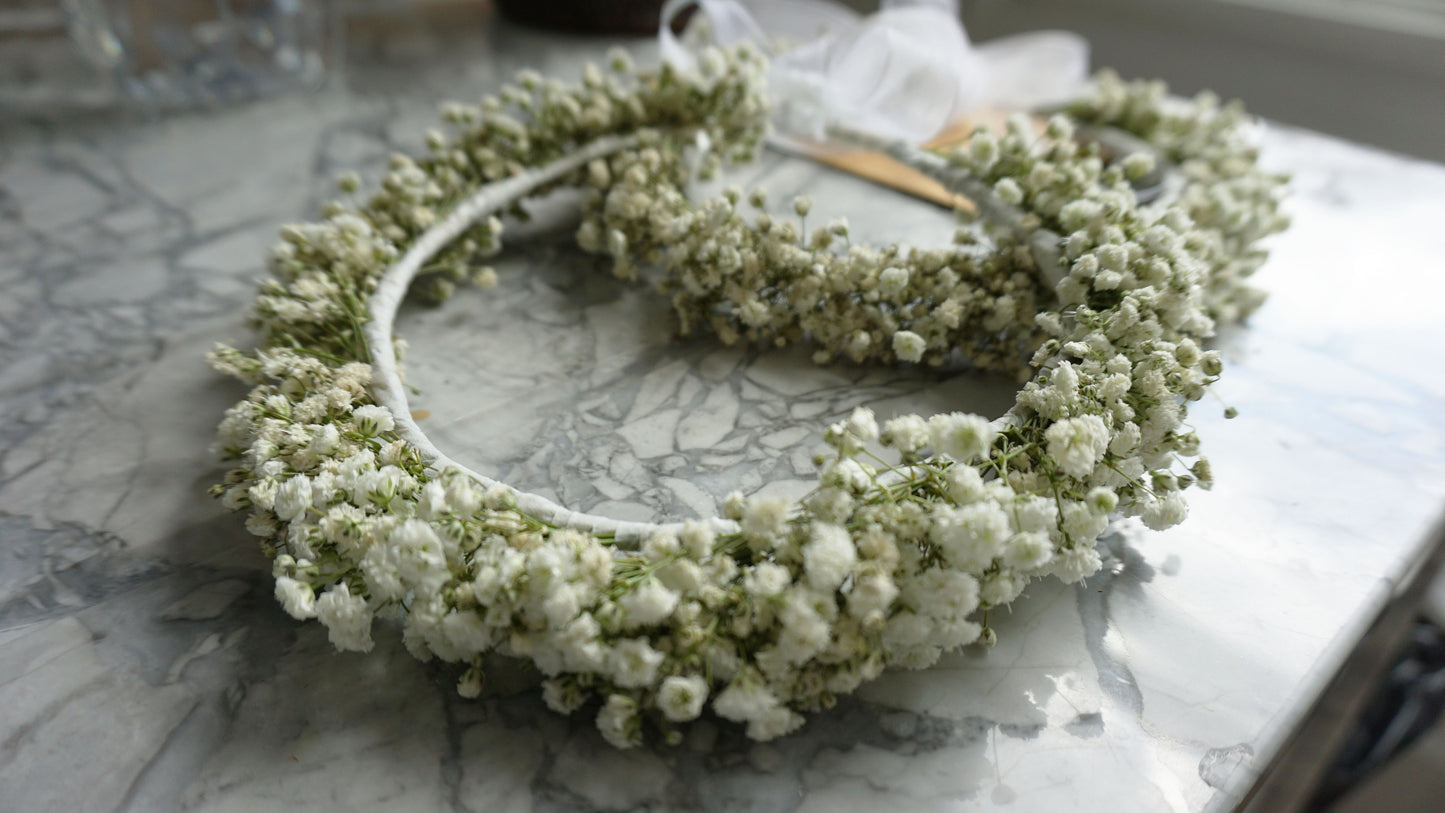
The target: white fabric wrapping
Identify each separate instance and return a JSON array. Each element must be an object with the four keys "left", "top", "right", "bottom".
[{"left": 659, "top": 0, "right": 1089, "bottom": 144}]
